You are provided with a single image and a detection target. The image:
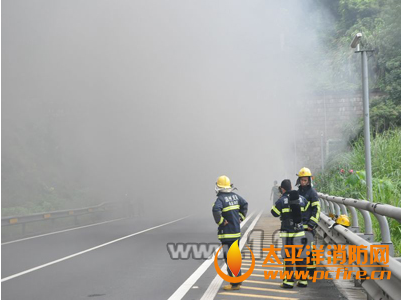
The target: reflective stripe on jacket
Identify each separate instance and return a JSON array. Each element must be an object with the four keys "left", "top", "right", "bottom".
[
  {"left": 298, "top": 185, "right": 321, "bottom": 228},
  {"left": 212, "top": 192, "right": 248, "bottom": 243},
  {"left": 271, "top": 191, "right": 308, "bottom": 237}
]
